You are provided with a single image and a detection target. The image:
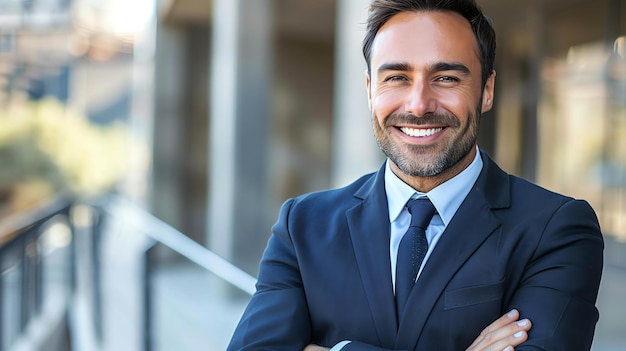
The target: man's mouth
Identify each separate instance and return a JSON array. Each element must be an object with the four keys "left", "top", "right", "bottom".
[{"left": 399, "top": 127, "right": 444, "bottom": 137}]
